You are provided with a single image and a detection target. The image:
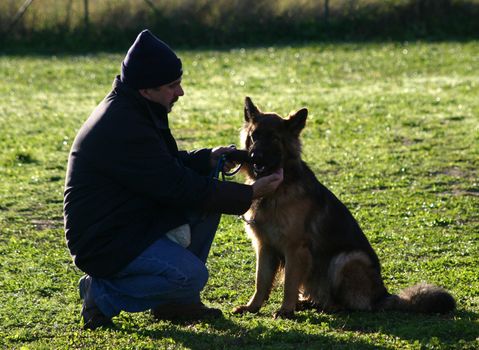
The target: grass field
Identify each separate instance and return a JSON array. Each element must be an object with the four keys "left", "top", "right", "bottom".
[{"left": 0, "top": 41, "right": 478, "bottom": 349}]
